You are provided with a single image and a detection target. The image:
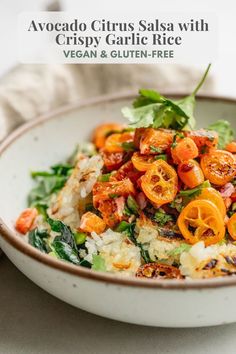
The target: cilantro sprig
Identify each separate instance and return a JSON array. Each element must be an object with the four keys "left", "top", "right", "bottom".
[{"left": 122, "top": 64, "right": 211, "bottom": 130}]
